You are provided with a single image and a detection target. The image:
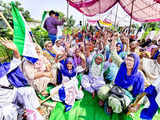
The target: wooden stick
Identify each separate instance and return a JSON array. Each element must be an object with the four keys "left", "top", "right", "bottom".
[
  {"left": 40, "top": 85, "right": 62, "bottom": 105},
  {"left": 40, "top": 79, "right": 77, "bottom": 105},
  {"left": 0, "top": 12, "right": 13, "bottom": 32},
  {"left": 127, "top": 92, "right": 146, "bottom": 115},
  {"left": 40, "top": 85, "right": 62, "bottom": 104}
]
